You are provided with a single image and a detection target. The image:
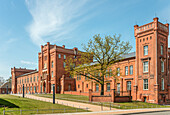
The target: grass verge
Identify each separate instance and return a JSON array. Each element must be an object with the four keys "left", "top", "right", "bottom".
[
  {"left": 34, "top": 94, "right": 170, "bottom": 109},
  {"left": 0, "top": 94, "right": 89, "bottom": 115}
]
